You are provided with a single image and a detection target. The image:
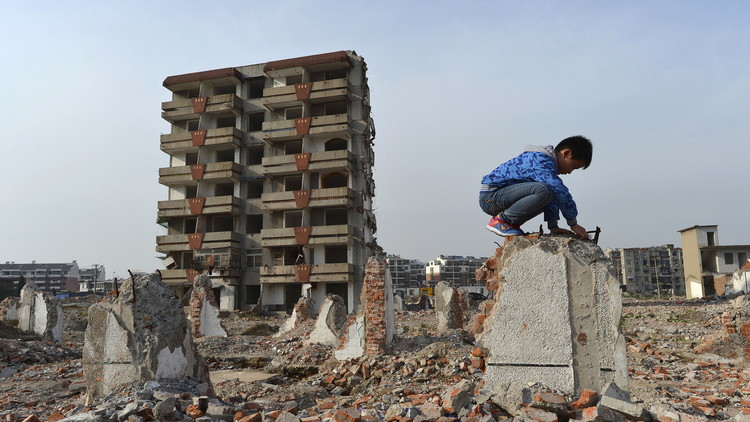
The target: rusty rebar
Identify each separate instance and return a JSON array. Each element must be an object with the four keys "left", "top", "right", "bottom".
[{"left": 128, "top": 270, "right": 136, "bottom": 302}]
